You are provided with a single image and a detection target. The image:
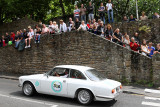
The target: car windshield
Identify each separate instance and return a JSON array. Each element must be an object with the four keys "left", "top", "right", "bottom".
[{"left": 85, "top": 69, "right": 107, "bottom": 81}]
